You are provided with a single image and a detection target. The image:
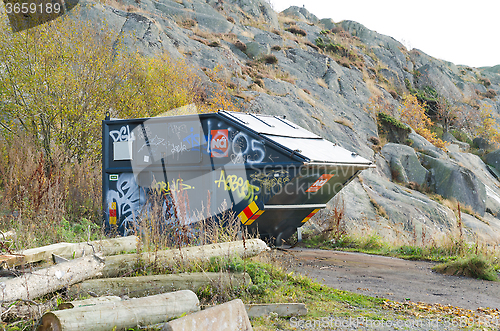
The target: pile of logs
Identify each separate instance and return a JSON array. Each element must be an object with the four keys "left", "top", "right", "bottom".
[{"left": 0, "top": 236, "right": 270, "bottom": 330}]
